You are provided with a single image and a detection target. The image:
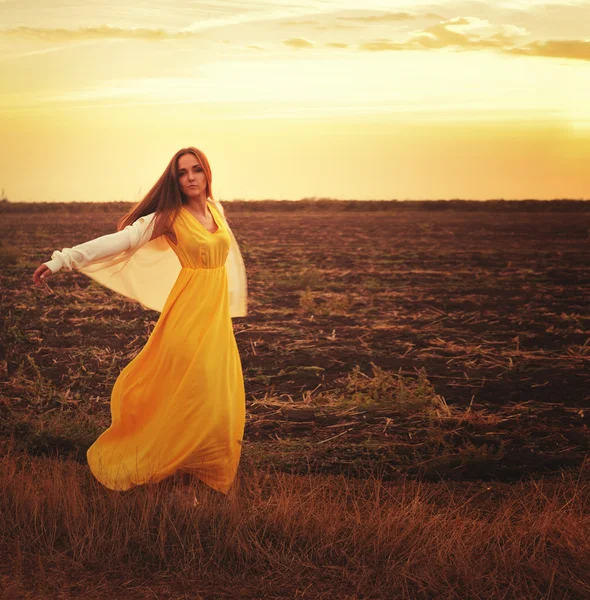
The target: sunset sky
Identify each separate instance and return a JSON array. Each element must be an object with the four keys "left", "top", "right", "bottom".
[{"left": 1, "top": 0, "right": 589, "bottom": 202}]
